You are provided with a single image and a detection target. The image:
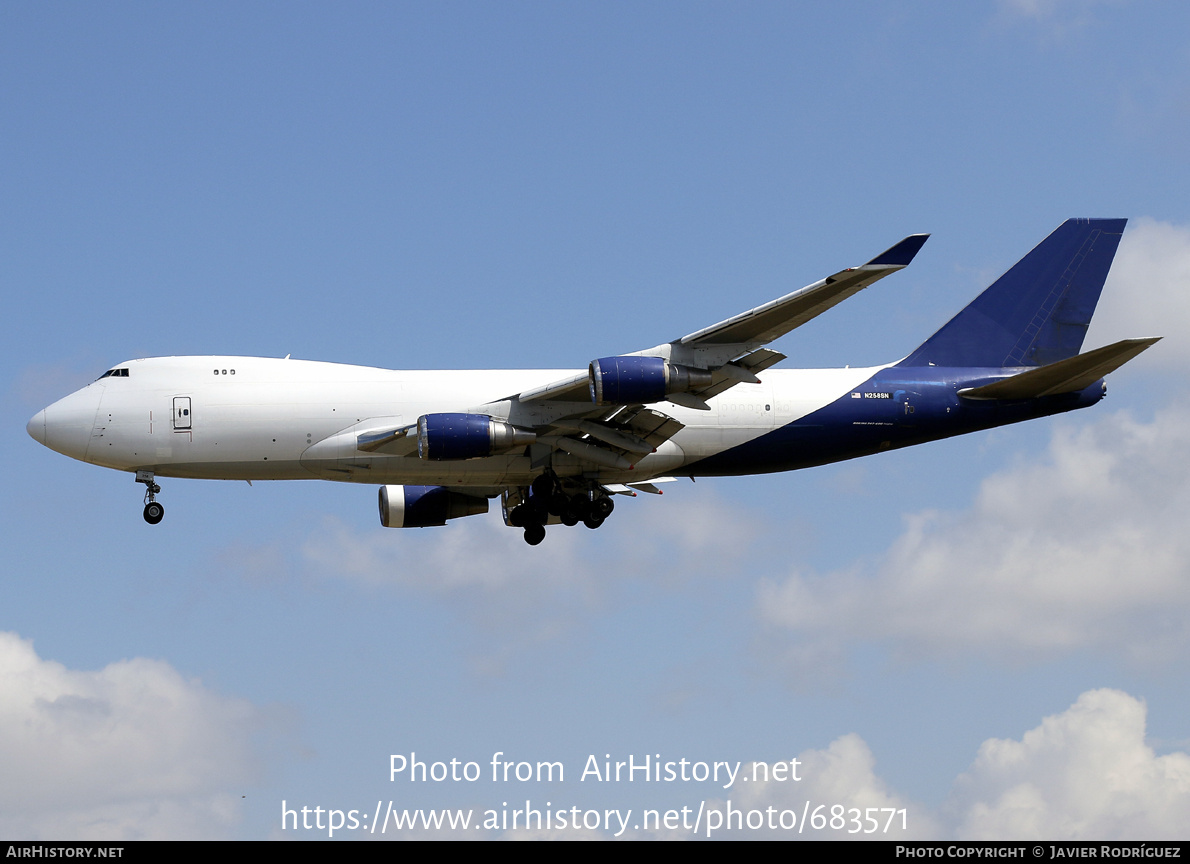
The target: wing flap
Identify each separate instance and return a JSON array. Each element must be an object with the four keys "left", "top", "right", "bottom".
[
  {"left": 958, "top": 338, "right": 1160, "bottom": 401},
  {"left": 611, "top": 406, "right": 685, "bottom": 449},
  {"left": 540, "top": 435, "right": 635, "bottom": 470},
  {"left": 543, "top": 406, "right": 685, "bottom": 468}
]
